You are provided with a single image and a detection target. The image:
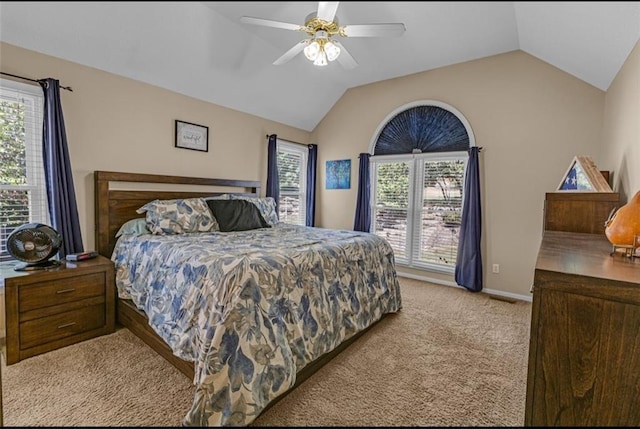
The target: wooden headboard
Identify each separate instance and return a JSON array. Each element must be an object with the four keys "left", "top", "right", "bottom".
[{"left": 94, "top": 171, "right": 261, "bottom": 258}]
